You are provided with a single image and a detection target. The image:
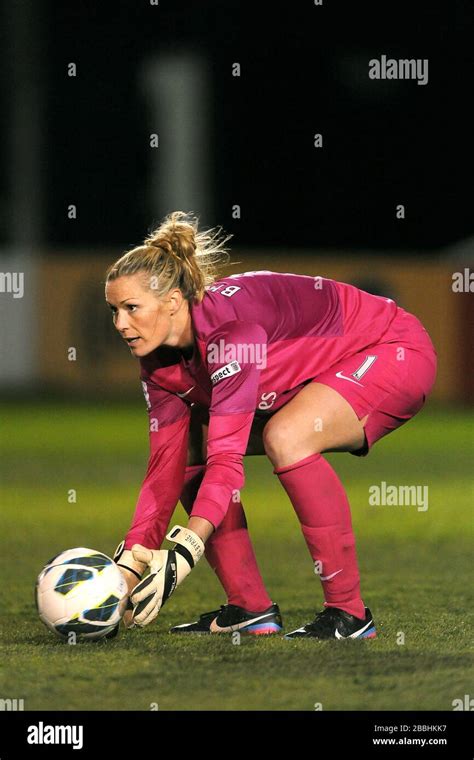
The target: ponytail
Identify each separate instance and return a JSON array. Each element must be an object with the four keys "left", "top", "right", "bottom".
[{"left": 105, "top": 211, "right": 232, "bottom": 303}]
